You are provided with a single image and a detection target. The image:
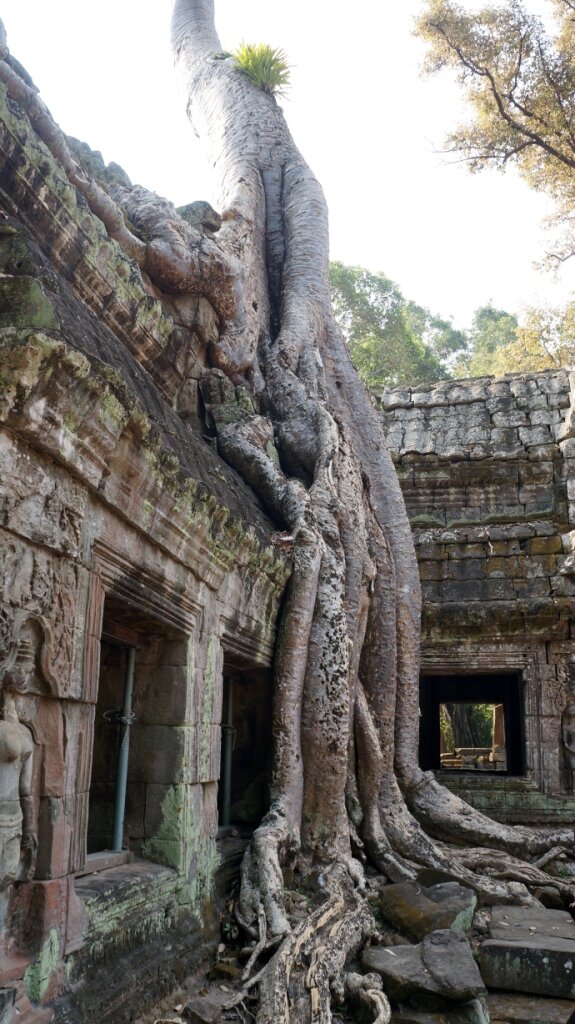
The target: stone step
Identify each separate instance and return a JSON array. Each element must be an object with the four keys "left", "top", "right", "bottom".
[
  {"left": 487, "top": 991, "right": 575, "bottom": 1023},
  {"left": 391, "top": 997, "right": 489, "bottom": 1024},
  {"left": 480, "top": 906, "right": 575, "bottom": 999},
  {"left": 364, "top": 928, "right": 486, "bottom": 1002}
]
